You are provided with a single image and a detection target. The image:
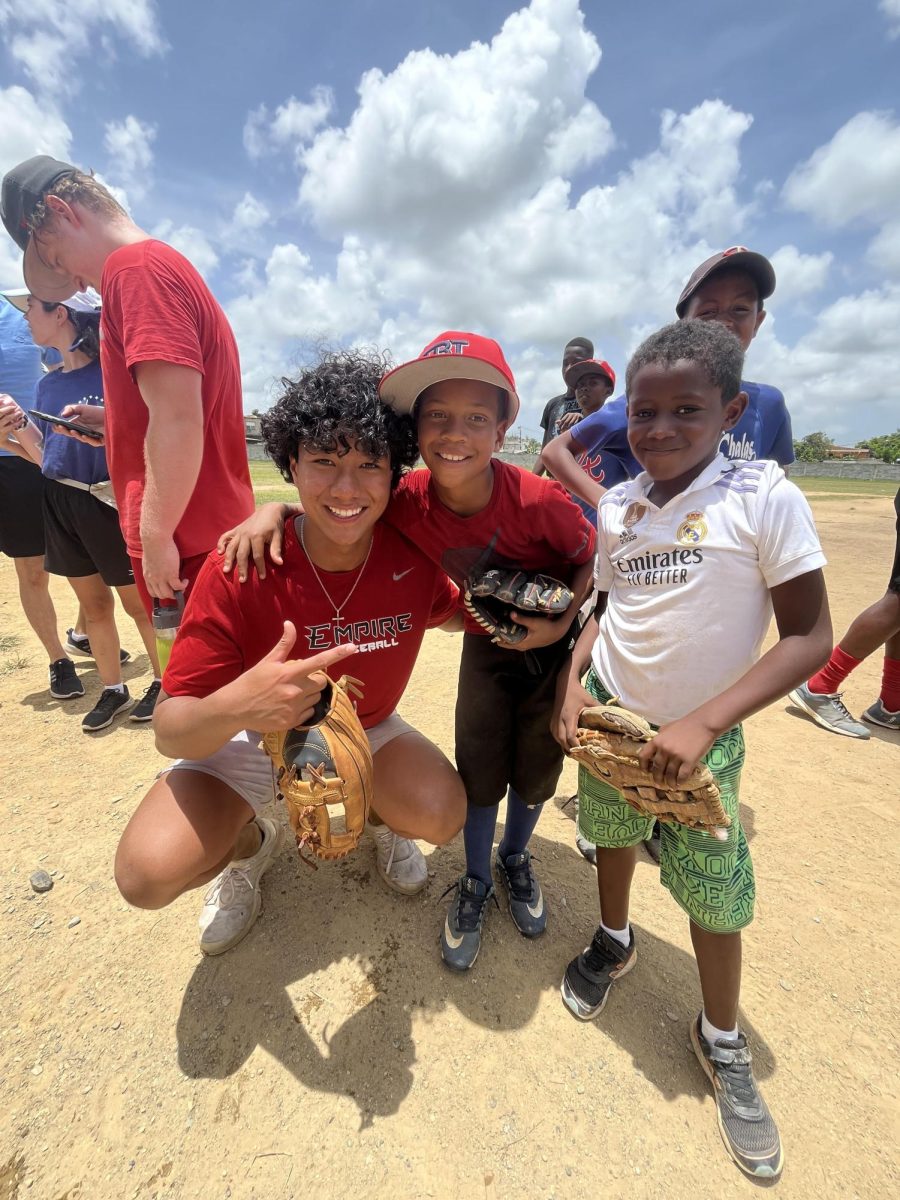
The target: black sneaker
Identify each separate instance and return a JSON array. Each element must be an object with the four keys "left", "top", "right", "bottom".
[
  {"left": 560, "top": 925, "right": 637, "bottom": 1020},
  {"left": 49, "top": 658, "right": 84, "bottom": 699},
  {"left": 130, "top": 679, "right": 161, "bottom": 721},
  {"left": 440, "top": 876, "right": 499, "bottom": 971},
  {"left": 82, "top": 686, "right": 133, "bottom": 733},
  {"left": 65, "top": 629, "right": 131, "bottom": 665},
  {"left": 690, "top": 1015, "right": 783, "bottom": 1179},
  {"left": 494, "top": 849, "right": 547, "bottom": 937}
]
